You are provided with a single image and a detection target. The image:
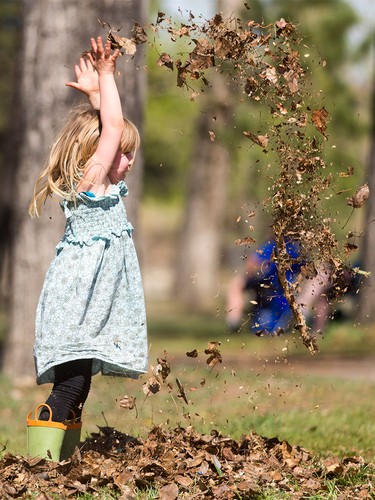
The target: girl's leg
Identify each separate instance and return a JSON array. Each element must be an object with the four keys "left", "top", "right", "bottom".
[{"left": 39, "top": 359, "right": 93, "bottom": 422}]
